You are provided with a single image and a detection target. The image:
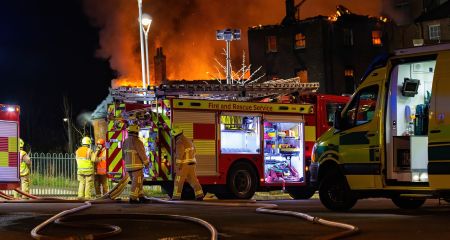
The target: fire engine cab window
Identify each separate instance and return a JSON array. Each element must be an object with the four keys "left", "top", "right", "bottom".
[
  {"left": 264, "top": 121, "right": 304, "bottom": 183},
  {"left": 344, "top": 85, "right": 379, "bottom": 128},
  {"left": 220, "top": 115, "right": 260, "bottom": 154}
]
